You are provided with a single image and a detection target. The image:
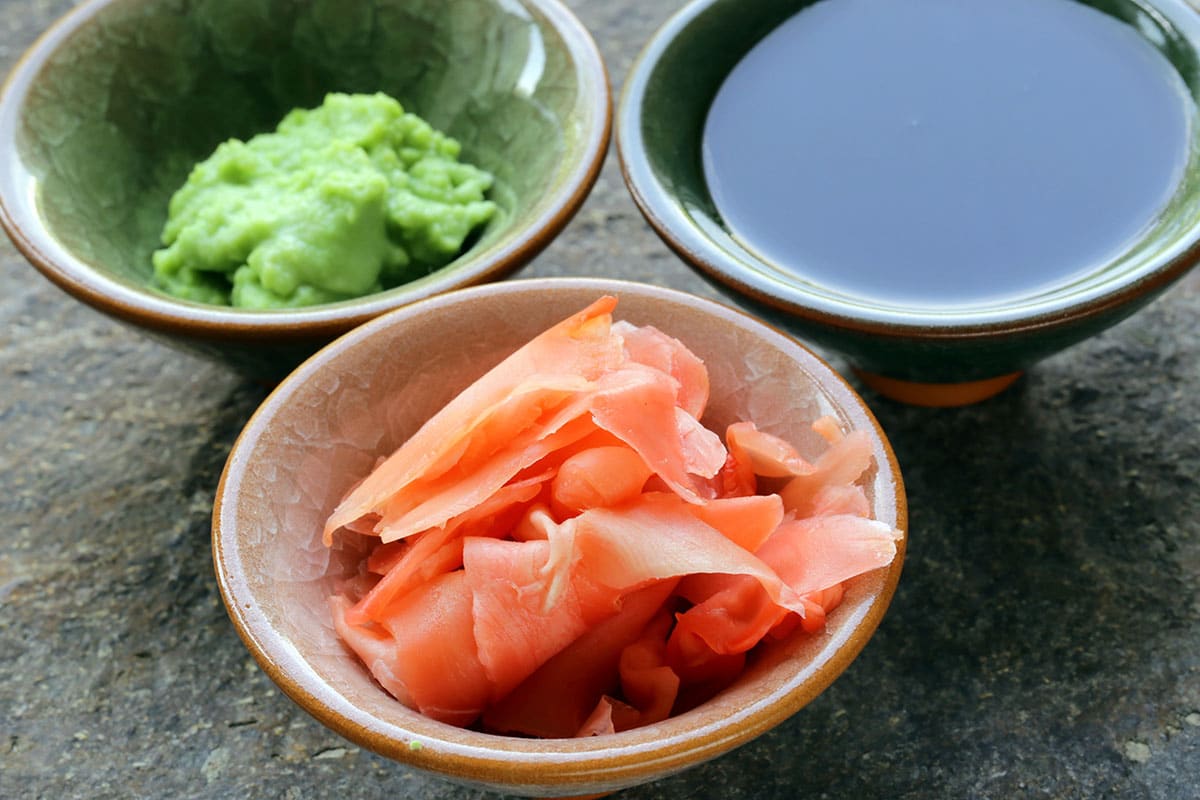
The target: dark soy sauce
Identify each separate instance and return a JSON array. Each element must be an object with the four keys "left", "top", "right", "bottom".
[{"left": 702, "top": 0, "right": 1193, "bottom": 307}]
